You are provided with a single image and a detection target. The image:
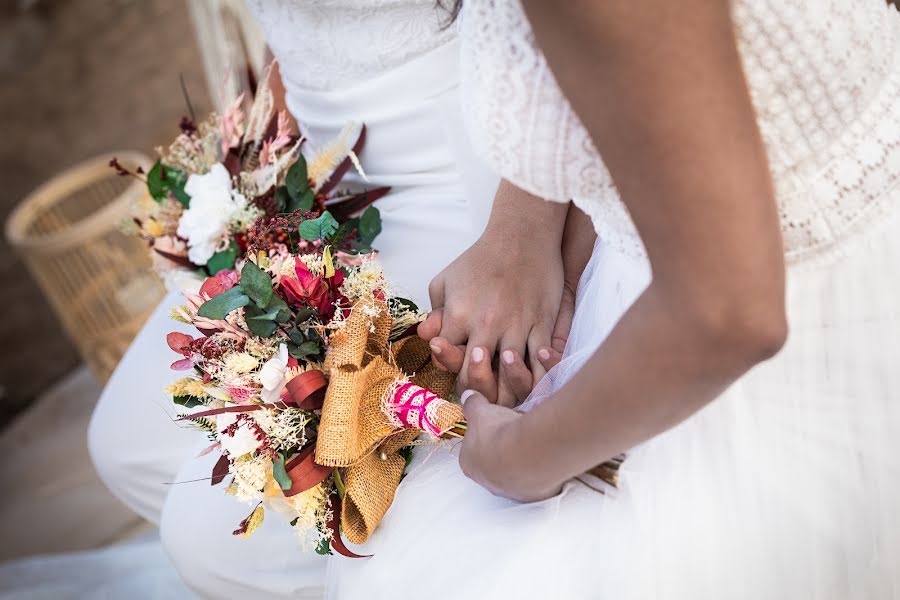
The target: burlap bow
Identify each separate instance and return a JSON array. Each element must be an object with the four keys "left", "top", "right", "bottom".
[{"left": 315, "top": 298, "right": 461, "bottom": 545}]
